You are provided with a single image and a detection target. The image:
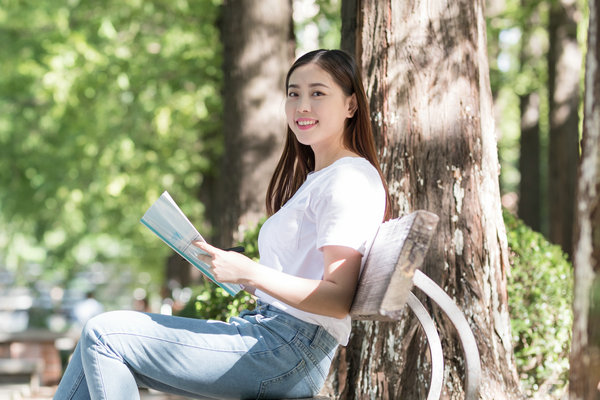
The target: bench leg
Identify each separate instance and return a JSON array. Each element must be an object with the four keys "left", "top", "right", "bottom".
[
  {"left": 406, "top": 291, "right": 444, "bottom": 400},
  {"left": 31, "top": 359, "right": 43, "bottom": 394},
  {"left": 413, "top": 269, "right": 481, "bottom": 400}
]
